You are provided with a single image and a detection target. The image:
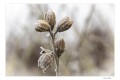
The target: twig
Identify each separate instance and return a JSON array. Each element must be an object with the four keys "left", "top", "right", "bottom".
[{"left": 49, "top": 29, "right": 60, "bottom": 76}]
